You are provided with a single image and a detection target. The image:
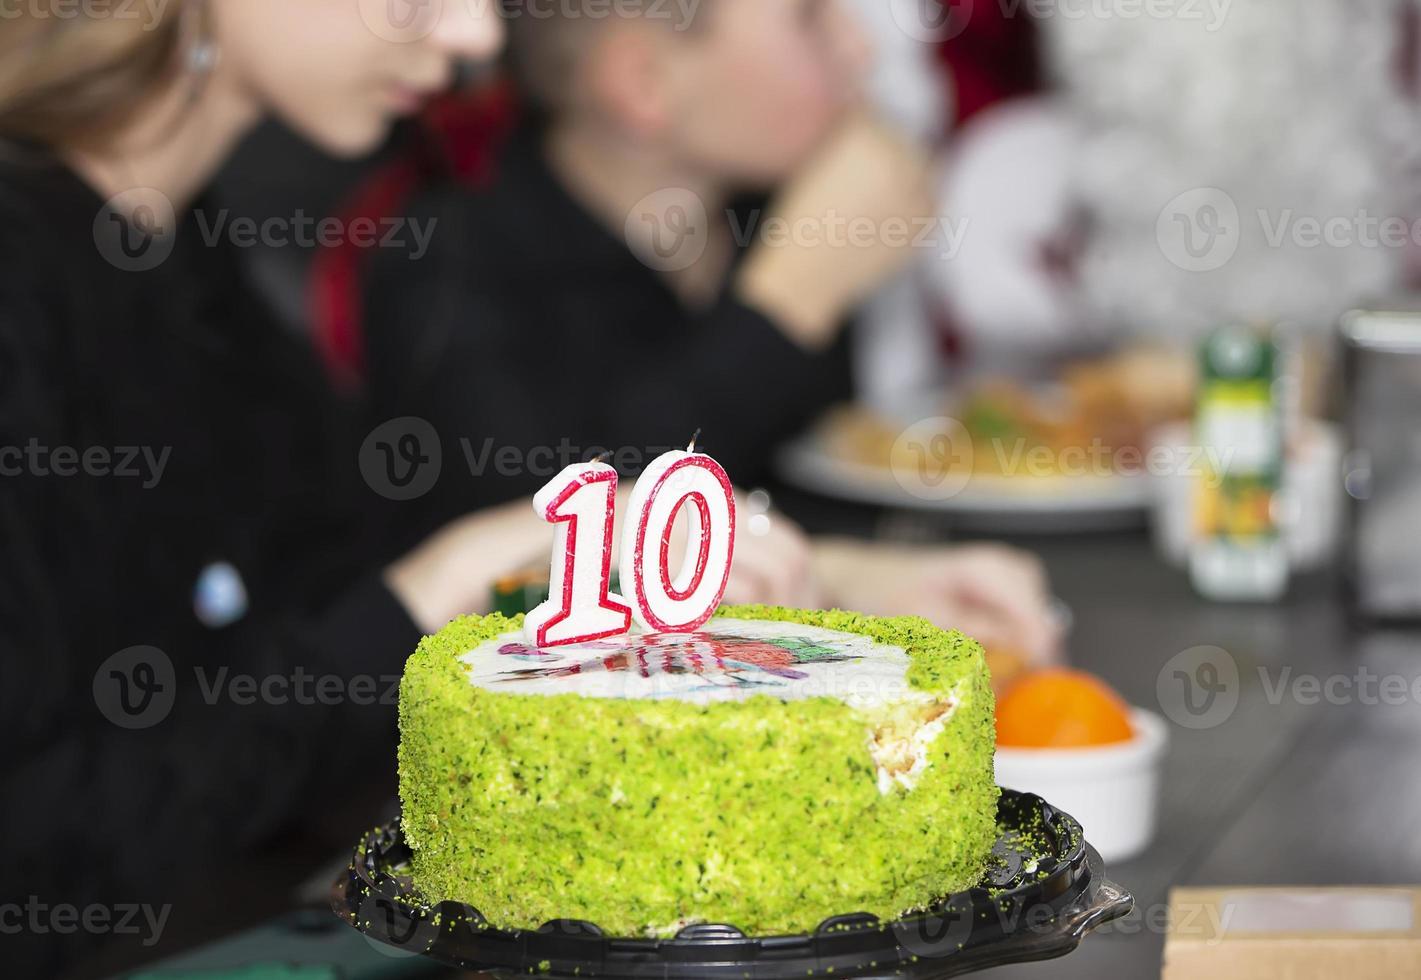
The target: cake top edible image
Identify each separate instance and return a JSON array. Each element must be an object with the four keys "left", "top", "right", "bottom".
[{"left": 461, "top": 617, "right": 934, "bottom": 708}]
